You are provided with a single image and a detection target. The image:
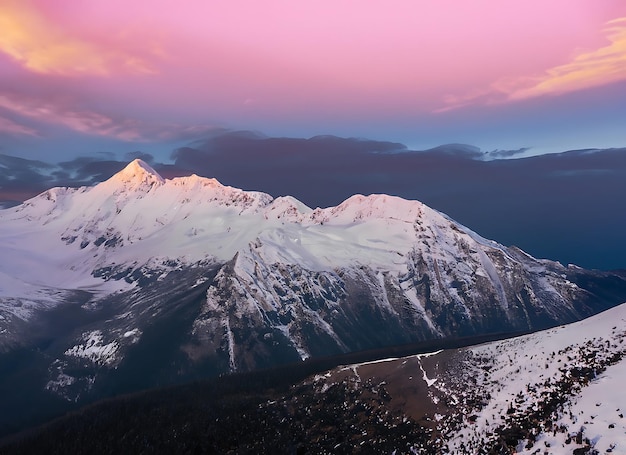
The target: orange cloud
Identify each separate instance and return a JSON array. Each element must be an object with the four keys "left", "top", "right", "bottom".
[
  {"left": 507, "top": 17, "right": 626, "bottom": 100},
  {"left": 0, "top": 1, "right": 157, "bottom": 76},
  {"left": 438, "top": 17, "right": 626, "bottom": 112}
]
